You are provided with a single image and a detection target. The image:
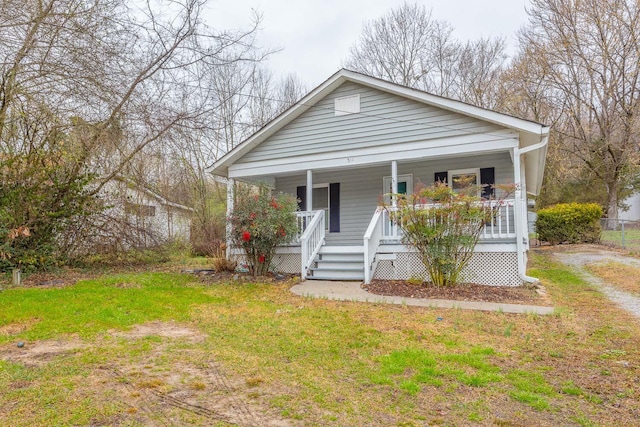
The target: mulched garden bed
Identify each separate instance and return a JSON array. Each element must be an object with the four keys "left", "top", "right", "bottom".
[{"left": 363, "top": 279, "right": 550, "bottom": 305}]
